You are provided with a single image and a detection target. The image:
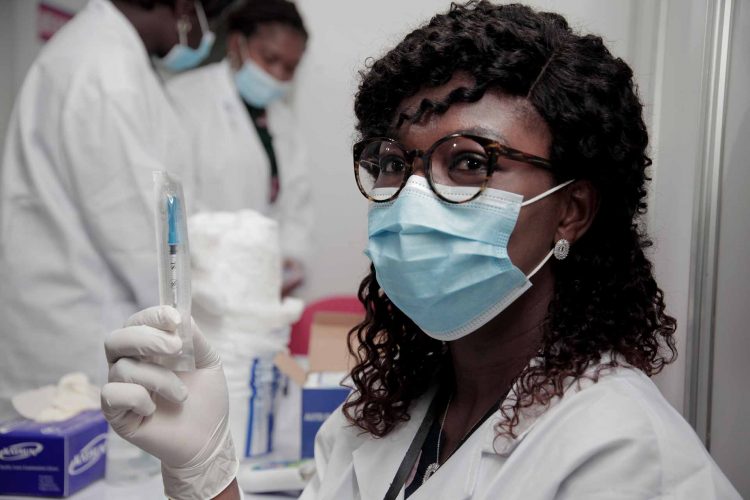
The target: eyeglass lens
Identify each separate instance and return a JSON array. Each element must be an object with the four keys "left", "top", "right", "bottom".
[{"left": 357, "top": 137, "right": 490, "bottom": 202}]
